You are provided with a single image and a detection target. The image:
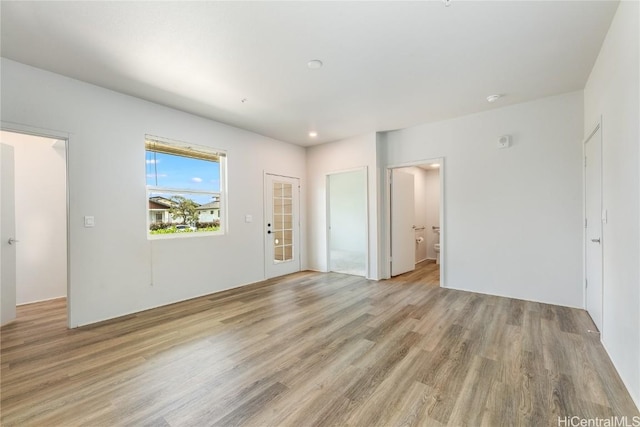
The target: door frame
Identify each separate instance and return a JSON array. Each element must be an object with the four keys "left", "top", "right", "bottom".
[
  {"left": 583, "top": 118, "right": 604, "bottom": 335},
  {"left": 383, "top": 157, "right": 445, "bottom": 286},
  {"left": 263, "top": 172, "right": 301, "bottom": 279},
  {"left": 1, "top": 121, "right": 71, "bottom": 328},
  {"left": 325, "top": 166, "right": 369, "bottom": 278}
]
